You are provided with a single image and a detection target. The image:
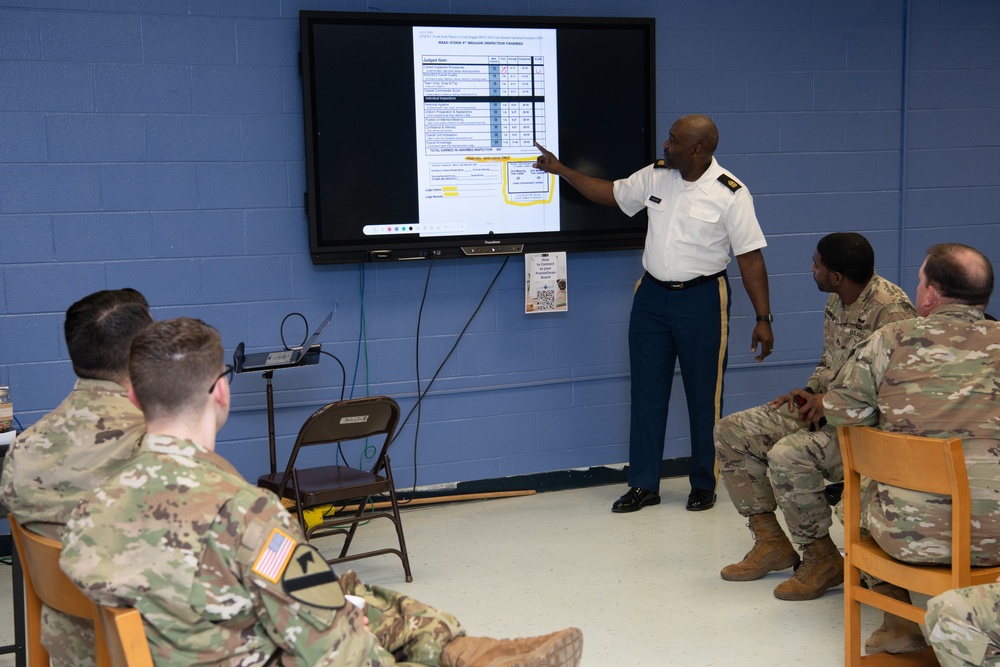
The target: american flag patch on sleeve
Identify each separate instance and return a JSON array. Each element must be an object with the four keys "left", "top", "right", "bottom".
[{"left": 251, "top": 527, "right": 296, "bottom": 583}]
